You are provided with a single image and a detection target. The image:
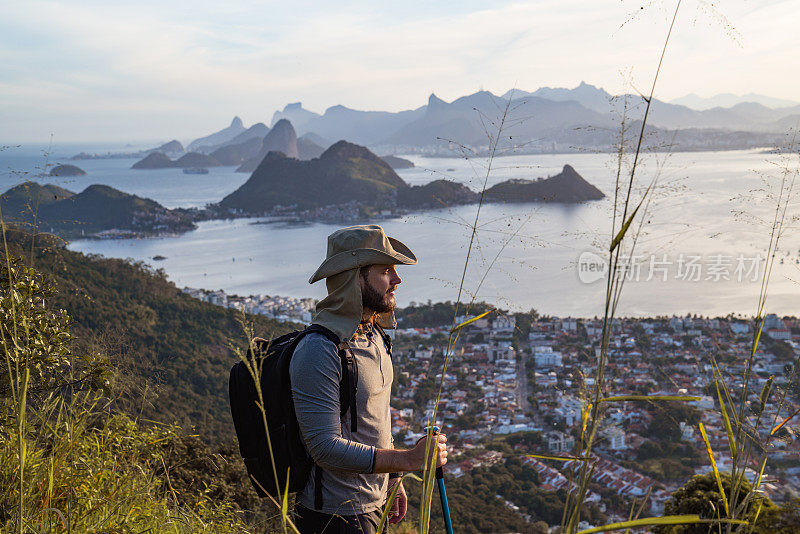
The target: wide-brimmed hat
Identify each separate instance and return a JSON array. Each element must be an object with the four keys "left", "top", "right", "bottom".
[{"left": 309, "top": 225, "right": 417, "bottom": 283}]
